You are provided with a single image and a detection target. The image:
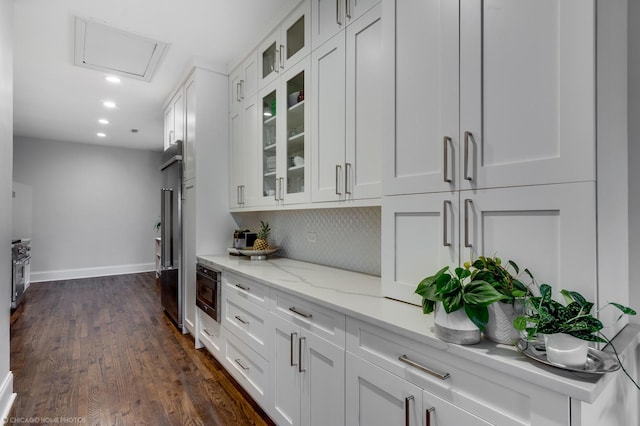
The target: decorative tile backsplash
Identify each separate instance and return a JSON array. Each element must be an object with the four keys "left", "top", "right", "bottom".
[{"left": 231, "top": 207, "right": 381, "bottom": 276}]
